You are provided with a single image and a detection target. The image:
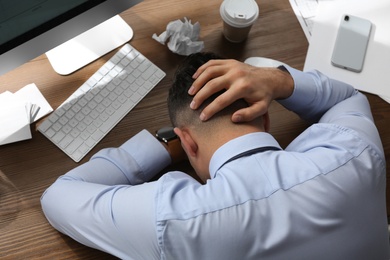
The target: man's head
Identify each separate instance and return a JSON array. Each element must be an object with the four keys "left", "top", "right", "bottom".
[
  {"left": 167, "top": 52, "right": 267, "bottom": 181},
  {"left": 168, "top": 53, "right": 249, "bottom": 132},
  {"left": 169, "top": 52, "right": 221, "bottom": 128}
]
